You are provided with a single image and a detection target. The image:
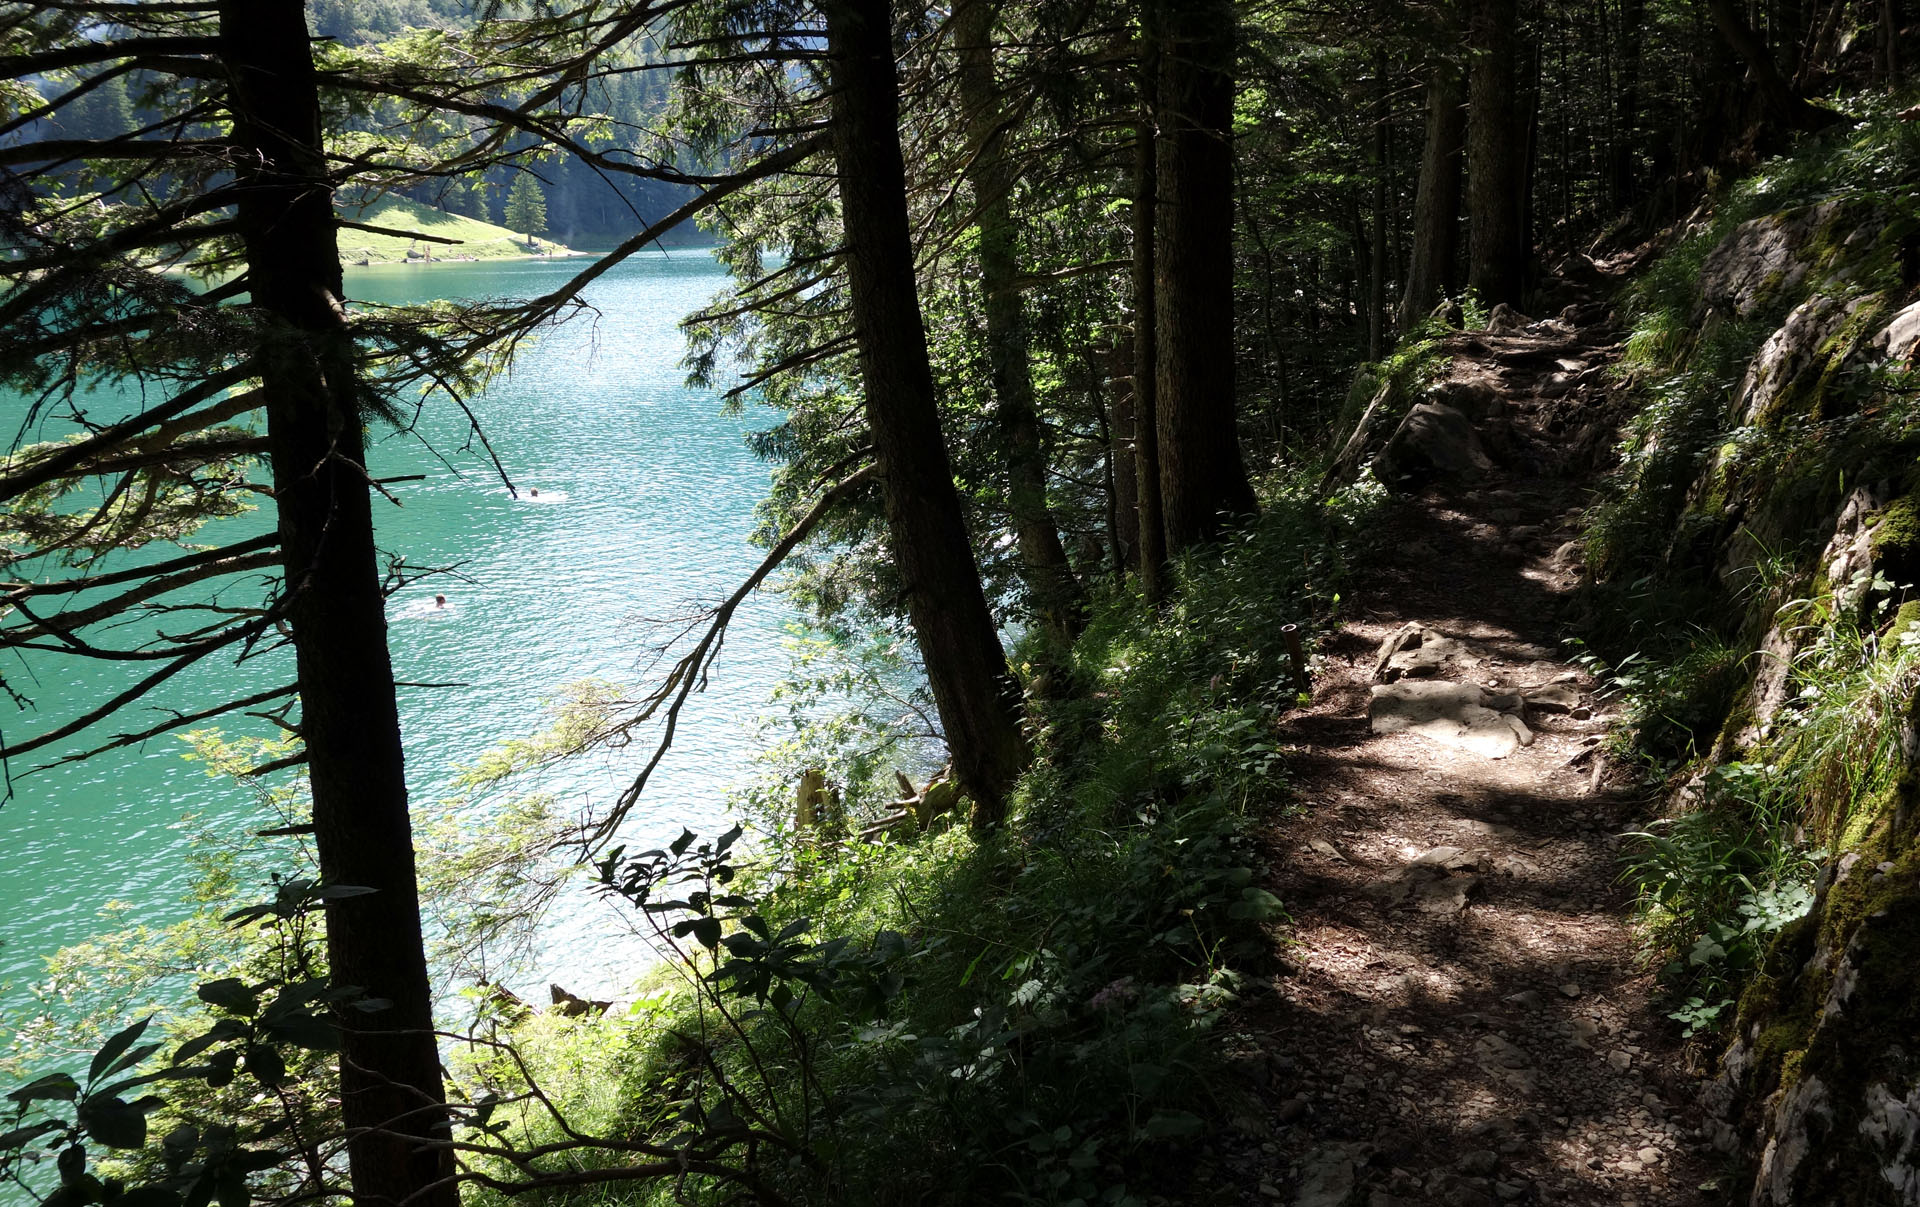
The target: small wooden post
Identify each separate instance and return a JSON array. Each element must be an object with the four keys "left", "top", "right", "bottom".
[{"left": 1281, "top": 623, "right": 1311, "bottom": 697}]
